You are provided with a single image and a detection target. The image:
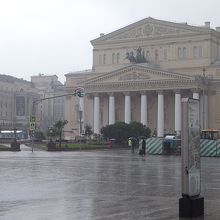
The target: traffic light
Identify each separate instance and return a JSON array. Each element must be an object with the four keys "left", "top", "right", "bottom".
[
  {"left": 72, "top": 90, "right": 77, "bottom": 96},
  {"left": 73, "top": 87, "right": 85, "bottom": 97},
  {"left": 77, "top": 90, "right": 84, "bottom": 97}
]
